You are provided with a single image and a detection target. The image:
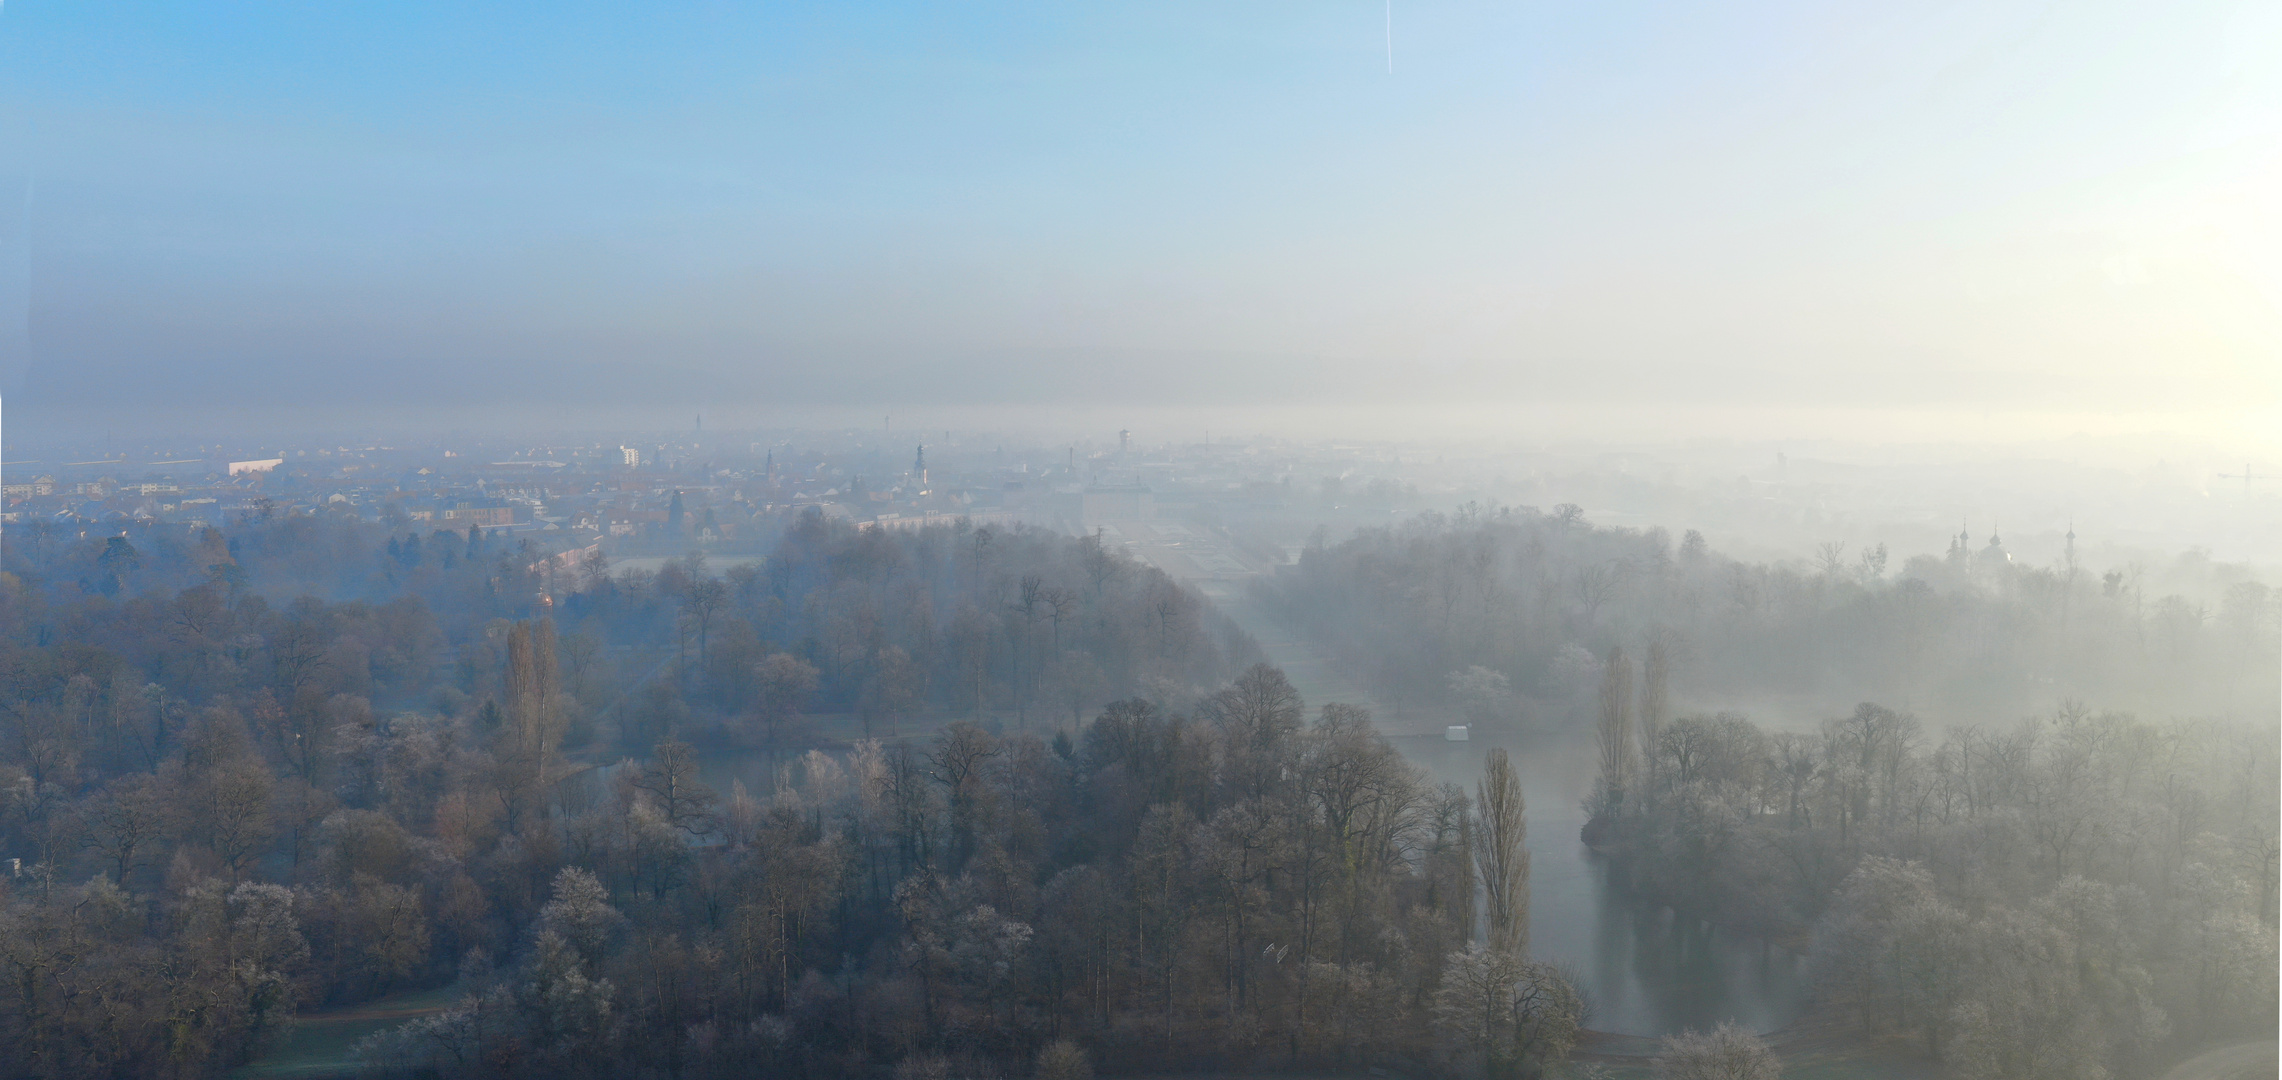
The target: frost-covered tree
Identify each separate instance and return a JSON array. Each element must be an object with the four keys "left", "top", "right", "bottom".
[
  {"left": 1431, "top": 942, "right": 1581, "bottom": 1077},
  {"left": 1650, "top": 1021, "right": 1780, "bottom": 1080},
  {"left": 539, "top": 866, "right": 623, "bottom": 965}
]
